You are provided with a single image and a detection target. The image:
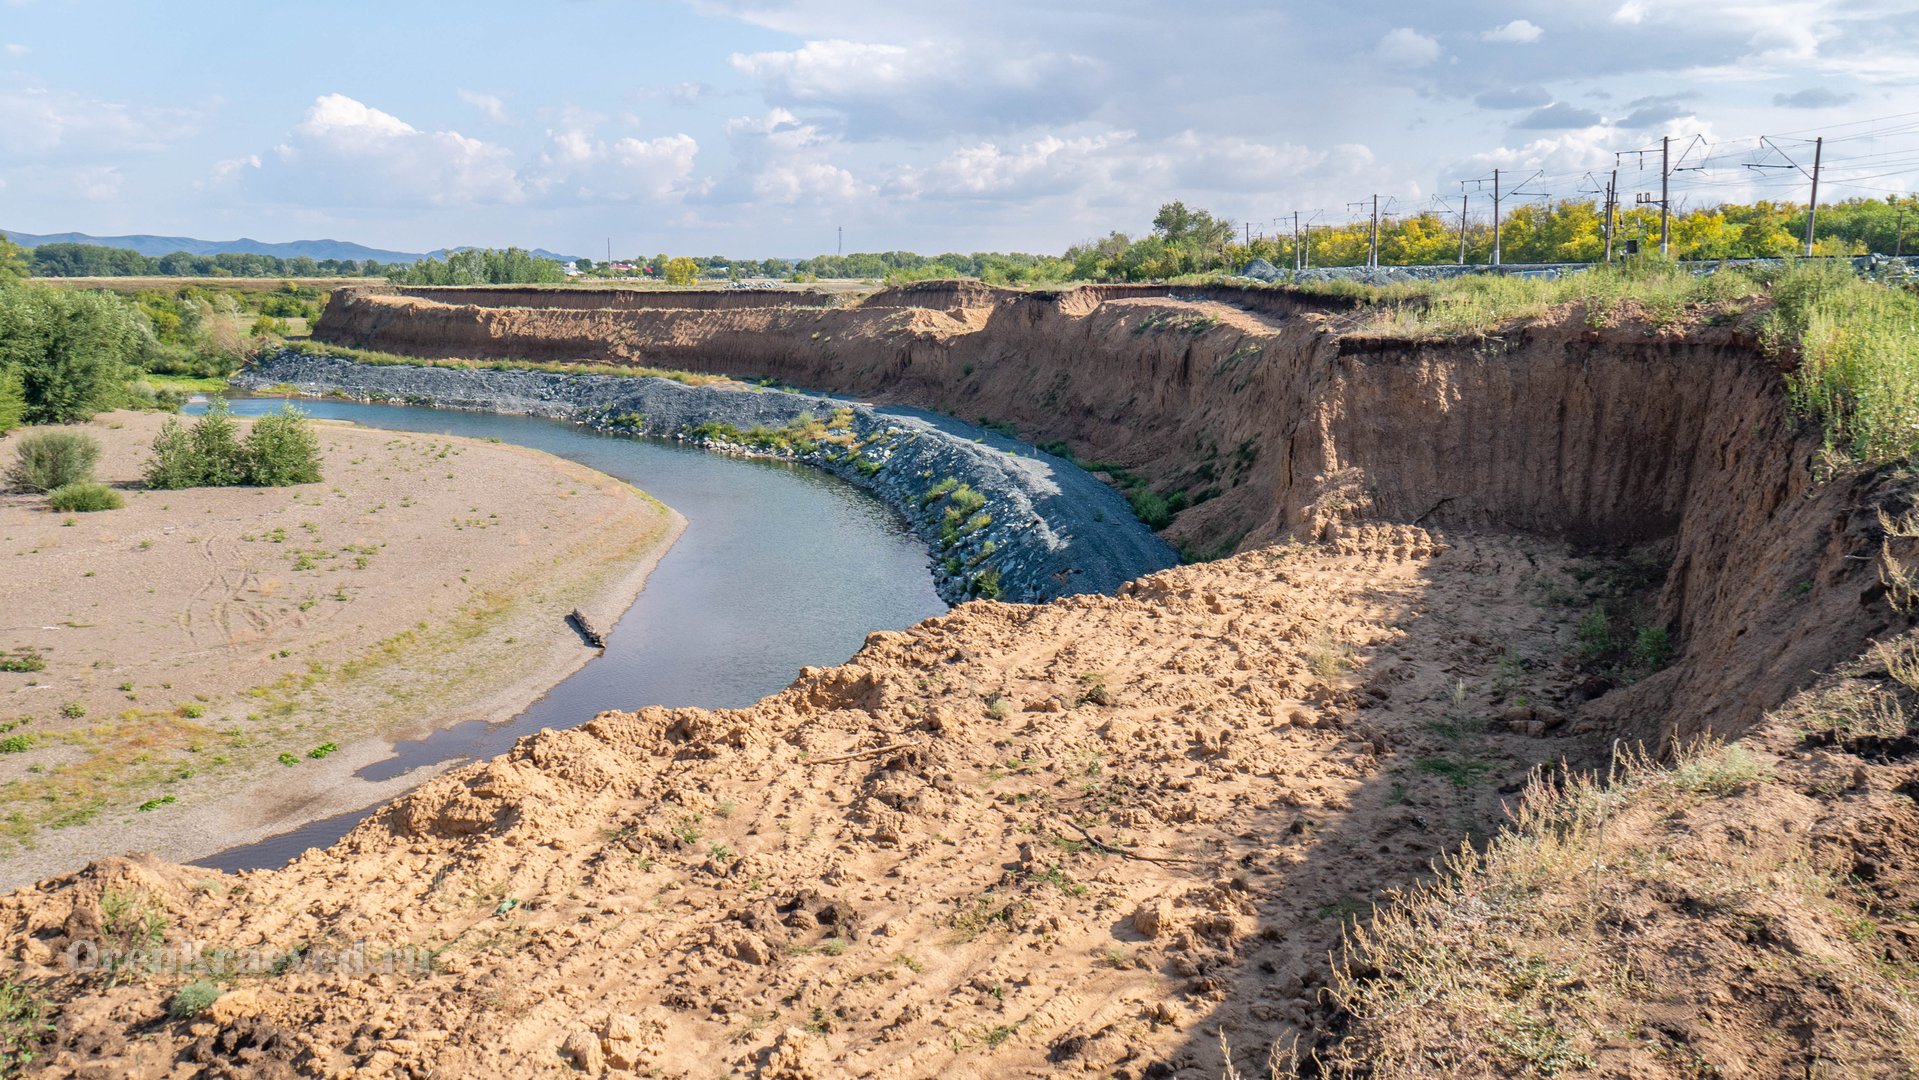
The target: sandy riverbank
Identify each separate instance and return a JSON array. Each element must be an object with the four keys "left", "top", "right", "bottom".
[{"left": 0, "top": 409, "right": 682, "bottom": 888}]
